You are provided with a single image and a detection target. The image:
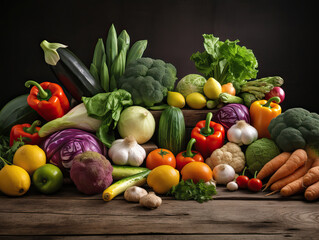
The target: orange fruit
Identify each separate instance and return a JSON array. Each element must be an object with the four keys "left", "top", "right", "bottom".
[
  {"left": 181, "top": 162, "right": 213, "bottom": 183},
  {"left": 146, "top": 148, "right": 176, "bottom": 170}
]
